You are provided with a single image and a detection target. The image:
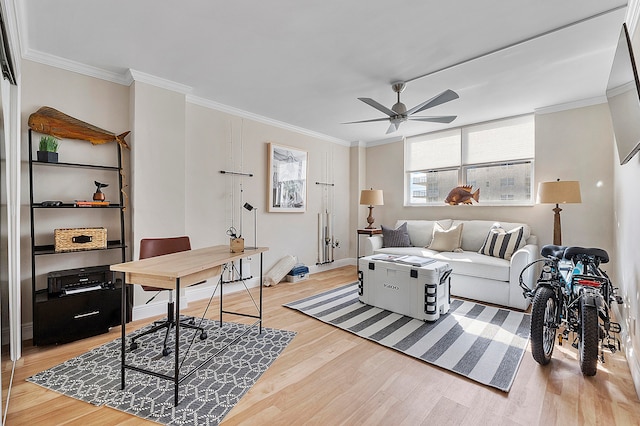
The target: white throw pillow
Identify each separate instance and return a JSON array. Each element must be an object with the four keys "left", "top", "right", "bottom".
[{"left": 427, "top": 222, "right": 464, "bottom": 252}]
